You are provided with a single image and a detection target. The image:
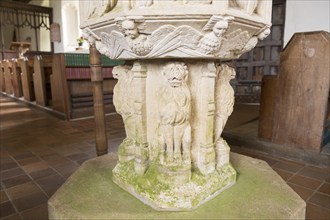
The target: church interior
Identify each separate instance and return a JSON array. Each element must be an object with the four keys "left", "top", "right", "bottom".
[{"left": 0, "top": 0, "right": 329, "bottom": 219}]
